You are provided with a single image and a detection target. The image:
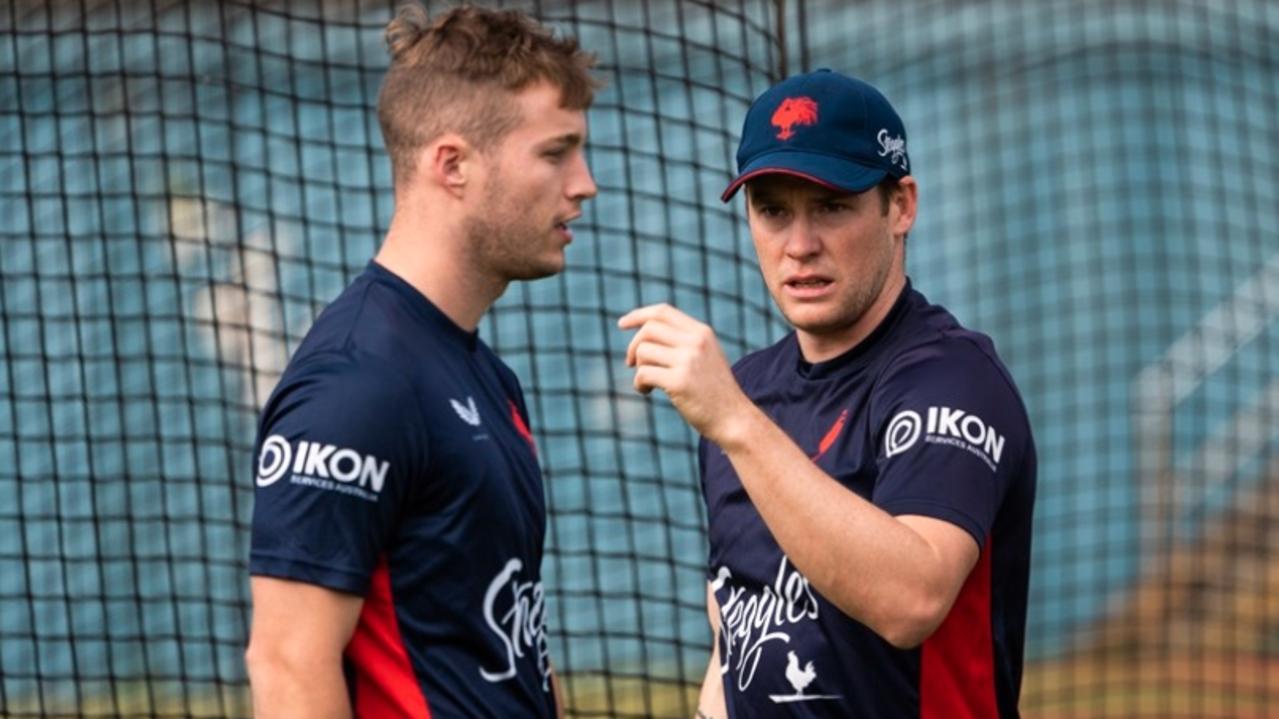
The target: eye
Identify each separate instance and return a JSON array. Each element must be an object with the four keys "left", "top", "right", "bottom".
[
  {"left": 819, "top": 201, "right": 850, "bottom": 214},
  {"left": 542, "top": 147, "right": 570, "bottom": 162},
  {"left": 755, "top": 204, "right": 787, "bottom": 218}
]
